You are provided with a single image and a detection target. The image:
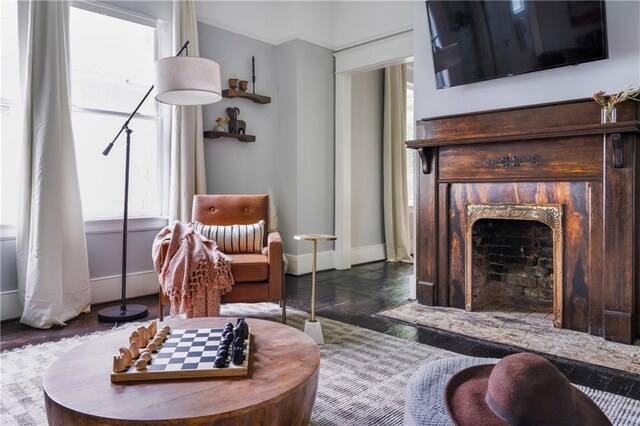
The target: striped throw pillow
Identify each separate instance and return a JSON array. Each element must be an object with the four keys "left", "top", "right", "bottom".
[{"left": 192, "top": 220, "right": 265, "bottom": 254}]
